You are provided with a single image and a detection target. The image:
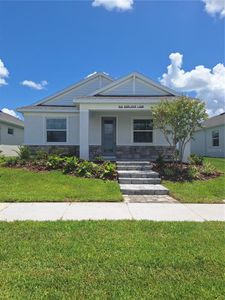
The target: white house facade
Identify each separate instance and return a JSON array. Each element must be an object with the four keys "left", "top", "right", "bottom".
[
  {"left": 191, "top": 113, "right": 225, "bottom": 158},
  {"left": 18, "top": 72, "right": 181, "bottom": 160},
  {"left": 0, "top": 111, "right": 24, "bottom": 145}
]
